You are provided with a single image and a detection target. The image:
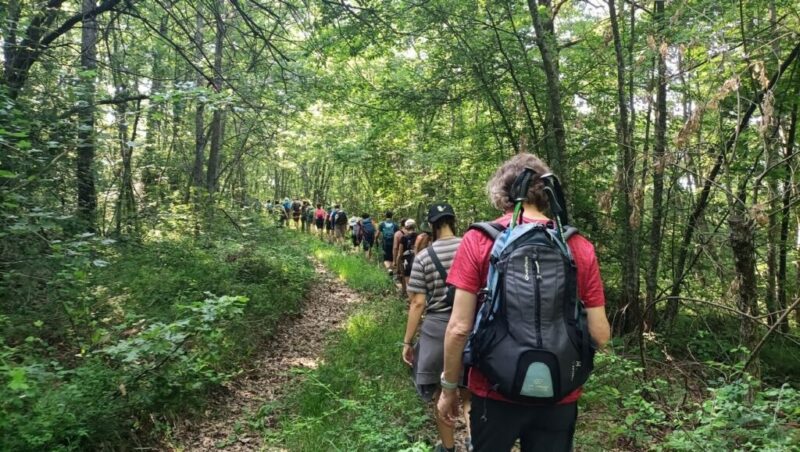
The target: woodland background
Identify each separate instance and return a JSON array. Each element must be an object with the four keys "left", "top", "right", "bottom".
[{"left": 1, "top": 0, "right": 799, "bottom": 449}]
